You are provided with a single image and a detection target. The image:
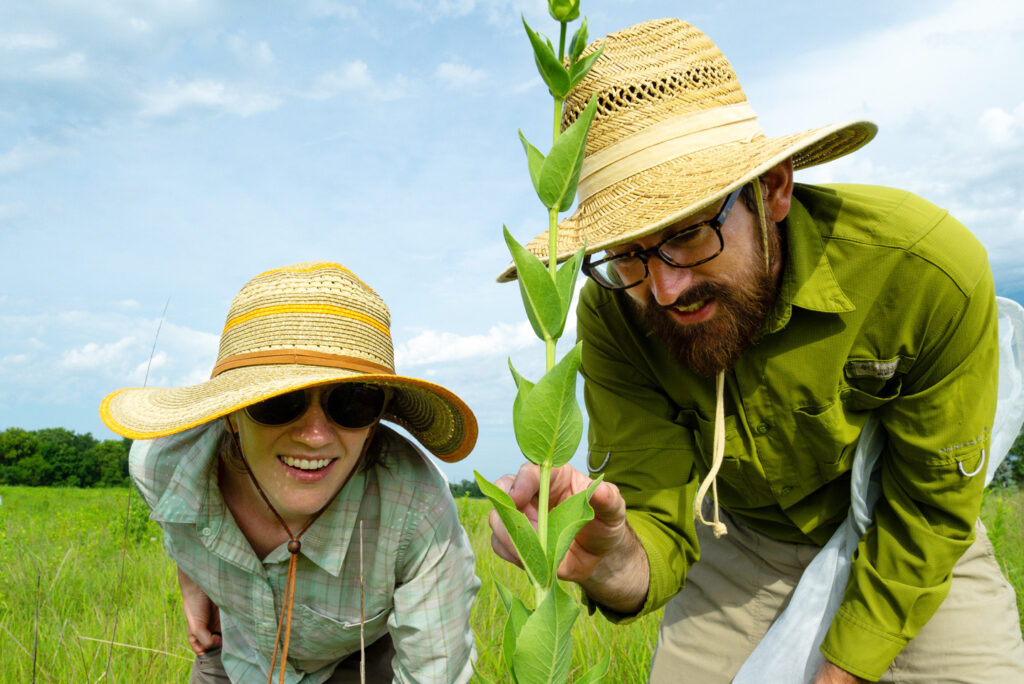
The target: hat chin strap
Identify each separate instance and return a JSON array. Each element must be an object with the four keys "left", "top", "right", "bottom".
[
  {"left": 694, "top": 371, "right": 729, "bottom": 538},
  {"left": 693, "top": 179, "right": 771, "bottom": 539},
  {"left": 227, "top": 419, "right": 380, "bottom": 684}
]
